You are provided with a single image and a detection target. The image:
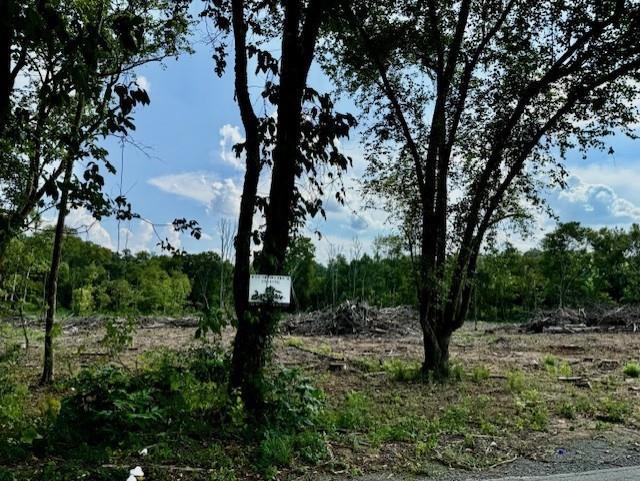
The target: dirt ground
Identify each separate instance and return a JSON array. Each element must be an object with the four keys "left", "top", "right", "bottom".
[{"left": 3, "top": 319, "right": 640, "bottom": 479}]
